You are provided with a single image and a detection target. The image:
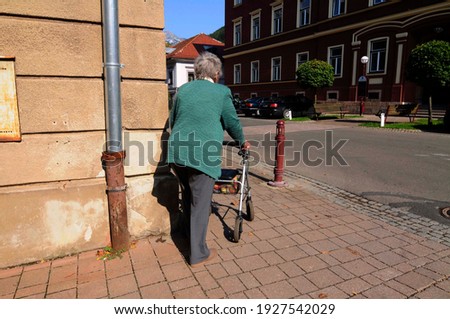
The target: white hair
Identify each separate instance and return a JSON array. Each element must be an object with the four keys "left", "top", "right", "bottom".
[{"left": 194, "top": 52, "right": 222, "bottom": 80}]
